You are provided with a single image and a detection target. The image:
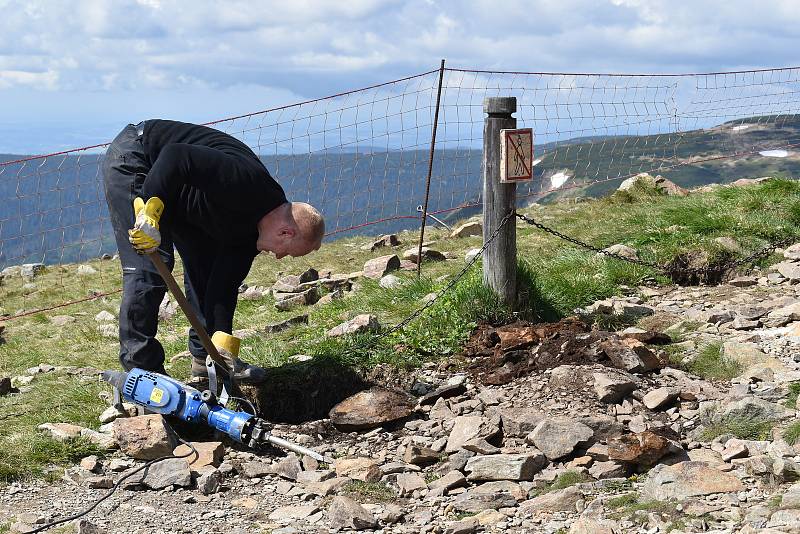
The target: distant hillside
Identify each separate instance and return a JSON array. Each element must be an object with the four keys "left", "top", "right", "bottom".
[{"left": 1, "top": 114, "right": 799, "bottom": 268}]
